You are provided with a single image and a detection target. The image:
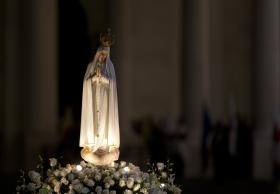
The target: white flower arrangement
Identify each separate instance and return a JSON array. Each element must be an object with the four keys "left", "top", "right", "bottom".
[{"left": 16, "top": 158, "right": 182, "bottom": 194}]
